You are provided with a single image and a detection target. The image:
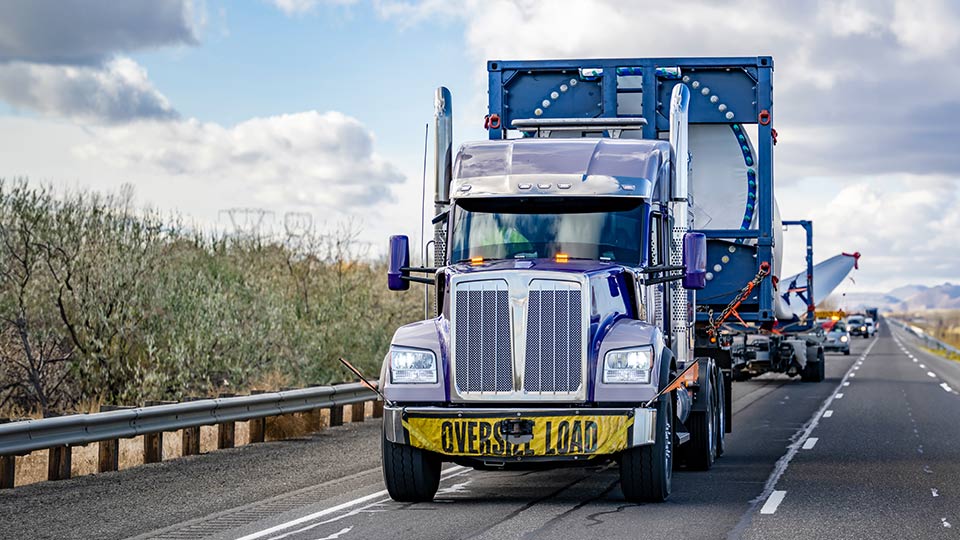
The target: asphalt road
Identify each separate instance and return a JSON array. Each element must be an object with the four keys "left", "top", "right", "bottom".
[{"left": 4, "top": 322, "right": 958, "bottom": 540}]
